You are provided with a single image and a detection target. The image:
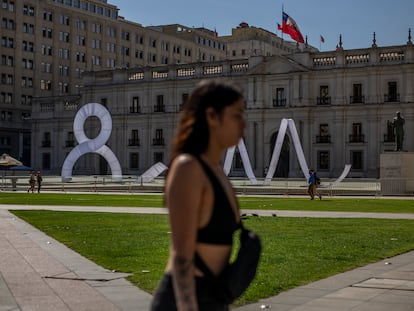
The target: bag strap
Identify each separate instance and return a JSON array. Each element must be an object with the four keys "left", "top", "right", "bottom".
[
  {"left": 194, "top": 252, "right": 215, "bottom": 278},
  {"left": 194, "top": 222, "right": 248, "bottom": 278}
]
